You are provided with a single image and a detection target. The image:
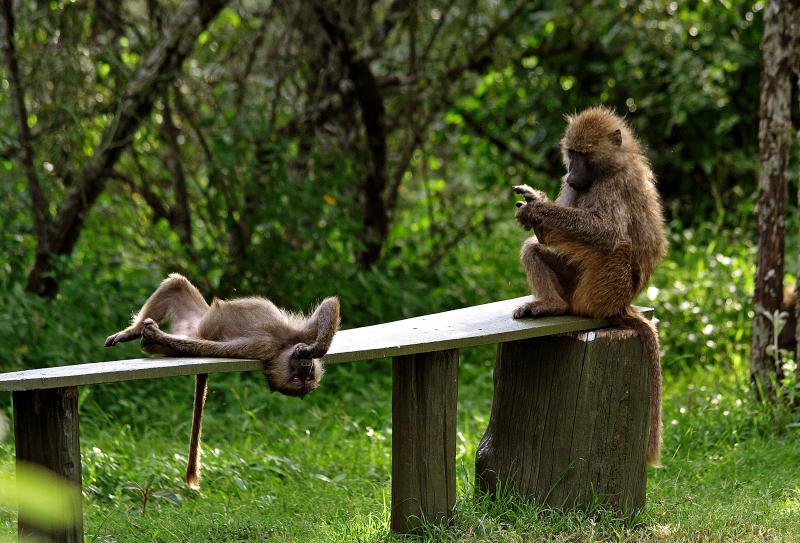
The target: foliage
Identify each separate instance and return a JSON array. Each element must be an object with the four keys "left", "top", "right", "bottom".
[{"left": 0, "top": 0, "right": 785, "bottom": 300}]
